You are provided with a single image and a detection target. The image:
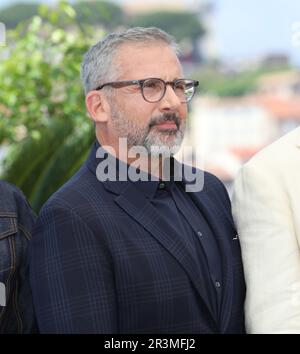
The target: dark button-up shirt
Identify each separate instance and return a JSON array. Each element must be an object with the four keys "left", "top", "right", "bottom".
[{"left": 135, "top": 177, "right": 223, "bottom": 321}]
